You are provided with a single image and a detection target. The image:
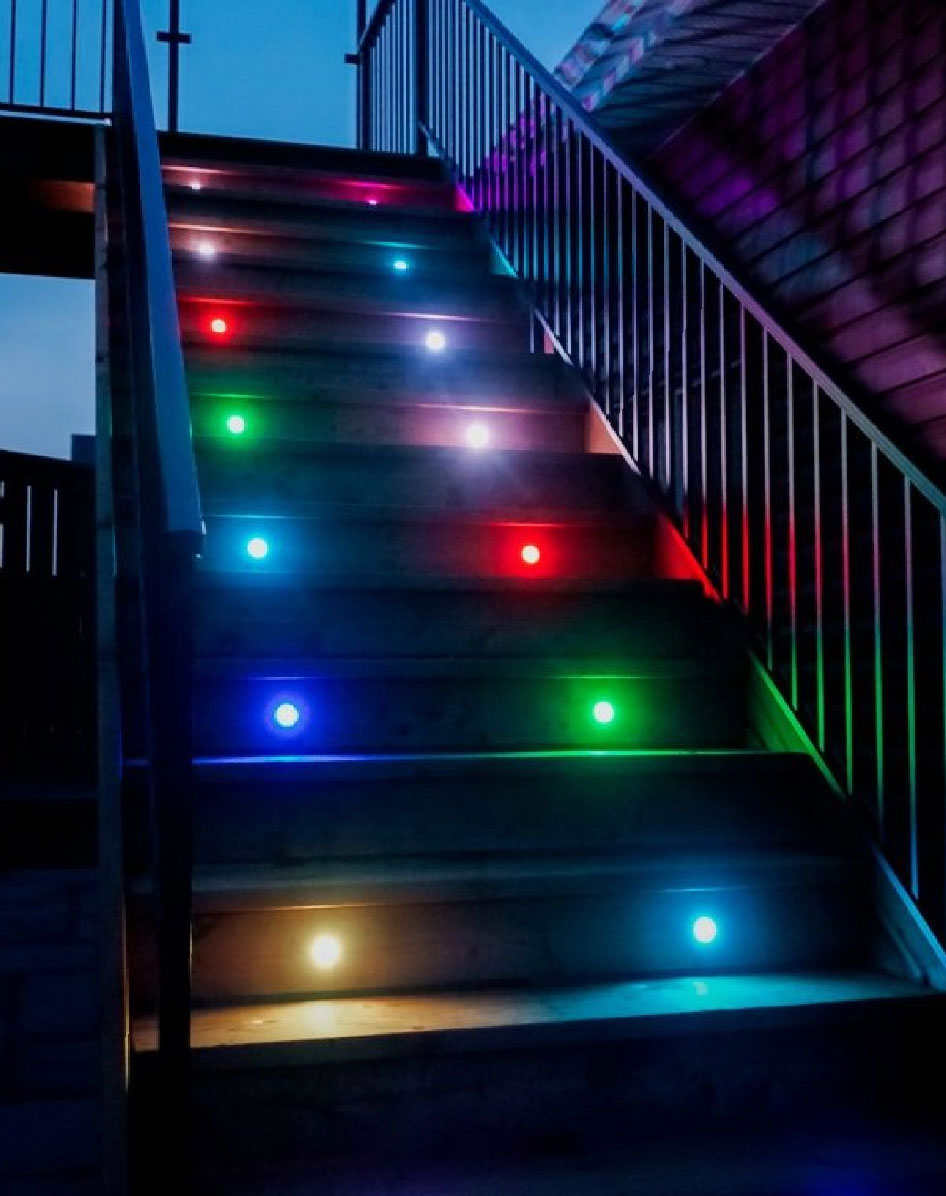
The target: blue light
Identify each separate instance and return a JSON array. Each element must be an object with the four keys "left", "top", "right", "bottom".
[
  {"left": 692, "top": 916, "right": 718, "bottom": 945},
  {"left": 274, "top": 702, "right": 301, "bottom": 729},
  {"left": 246, "top": 536, "right": 269, "bottom": 560},
  {"left": 393, "top": 257, "right": 409, "bottom": 272}
]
